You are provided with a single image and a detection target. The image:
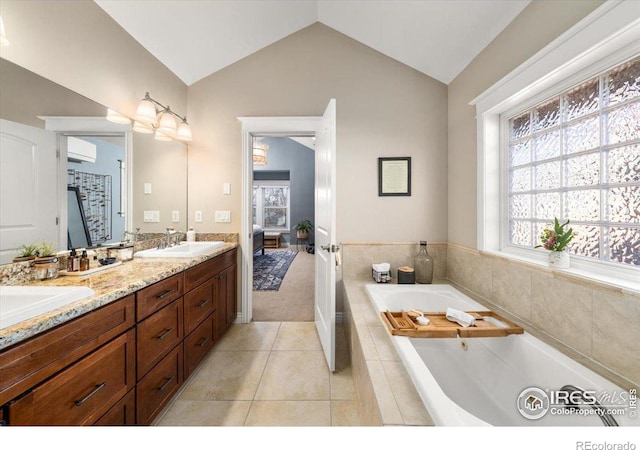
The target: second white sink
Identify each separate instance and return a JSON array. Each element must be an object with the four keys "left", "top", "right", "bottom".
[
  {"left": 0, "top": 285, "right": 96, "bottom": 329},
  {"left": 135, "top": 241, "right": 226, "bottom": 258}
]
